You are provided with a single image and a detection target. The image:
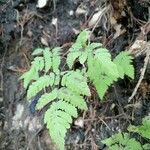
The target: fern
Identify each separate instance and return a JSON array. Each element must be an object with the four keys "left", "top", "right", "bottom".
[
  {"left": 58, "top": 87, "right": 88, "bottom": 110},
  {"left": 43, "top": 48, "right": 52, "bottom": 73},
  {"left": 101, "top": 133, "right": 142, "bottom": 150},
  {"left": 128, "top": 115, "right": 150, "bottom": 140},
  {"left": 20, "top": 30, "right": 135, "bottom": 150},
  {"left": 20, "top": 56, "right": 44, "bottom": 88},
  {"left": 36, "top": 88, "right": 58, "bottom": 110},
  {"left": 61, "top": 71, "right": 91, "bottom": 96},
  {"left": 113, "top": 51, "right": 134, "bottom": 79},
  {"left": 27, "top": 73, "right": 55, "bottom": 99},
  {"left": 52, "top": 47, "right": 61, "bottom": 74},
  {"left": 44, "top": 101, "right": 78, "bottom": 150},
  {"left": 67, "top": 30, "right": 134, "bottom": 99},
  {"left": 102, "top": 116, "right": 150, "bottom": 150}
]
